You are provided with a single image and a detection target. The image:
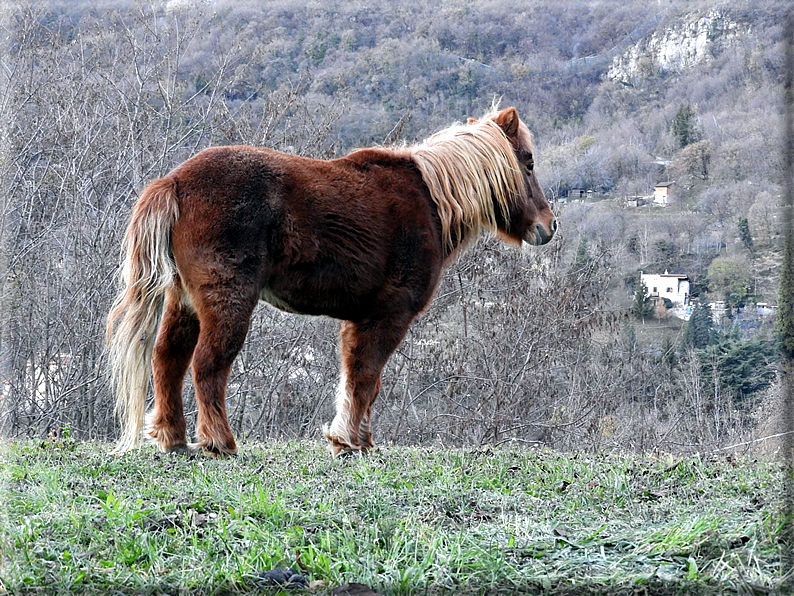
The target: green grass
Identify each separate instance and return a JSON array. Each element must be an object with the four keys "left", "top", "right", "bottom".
[{"left": 0, "top": 438, "right": 787, "bottom": 595}]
